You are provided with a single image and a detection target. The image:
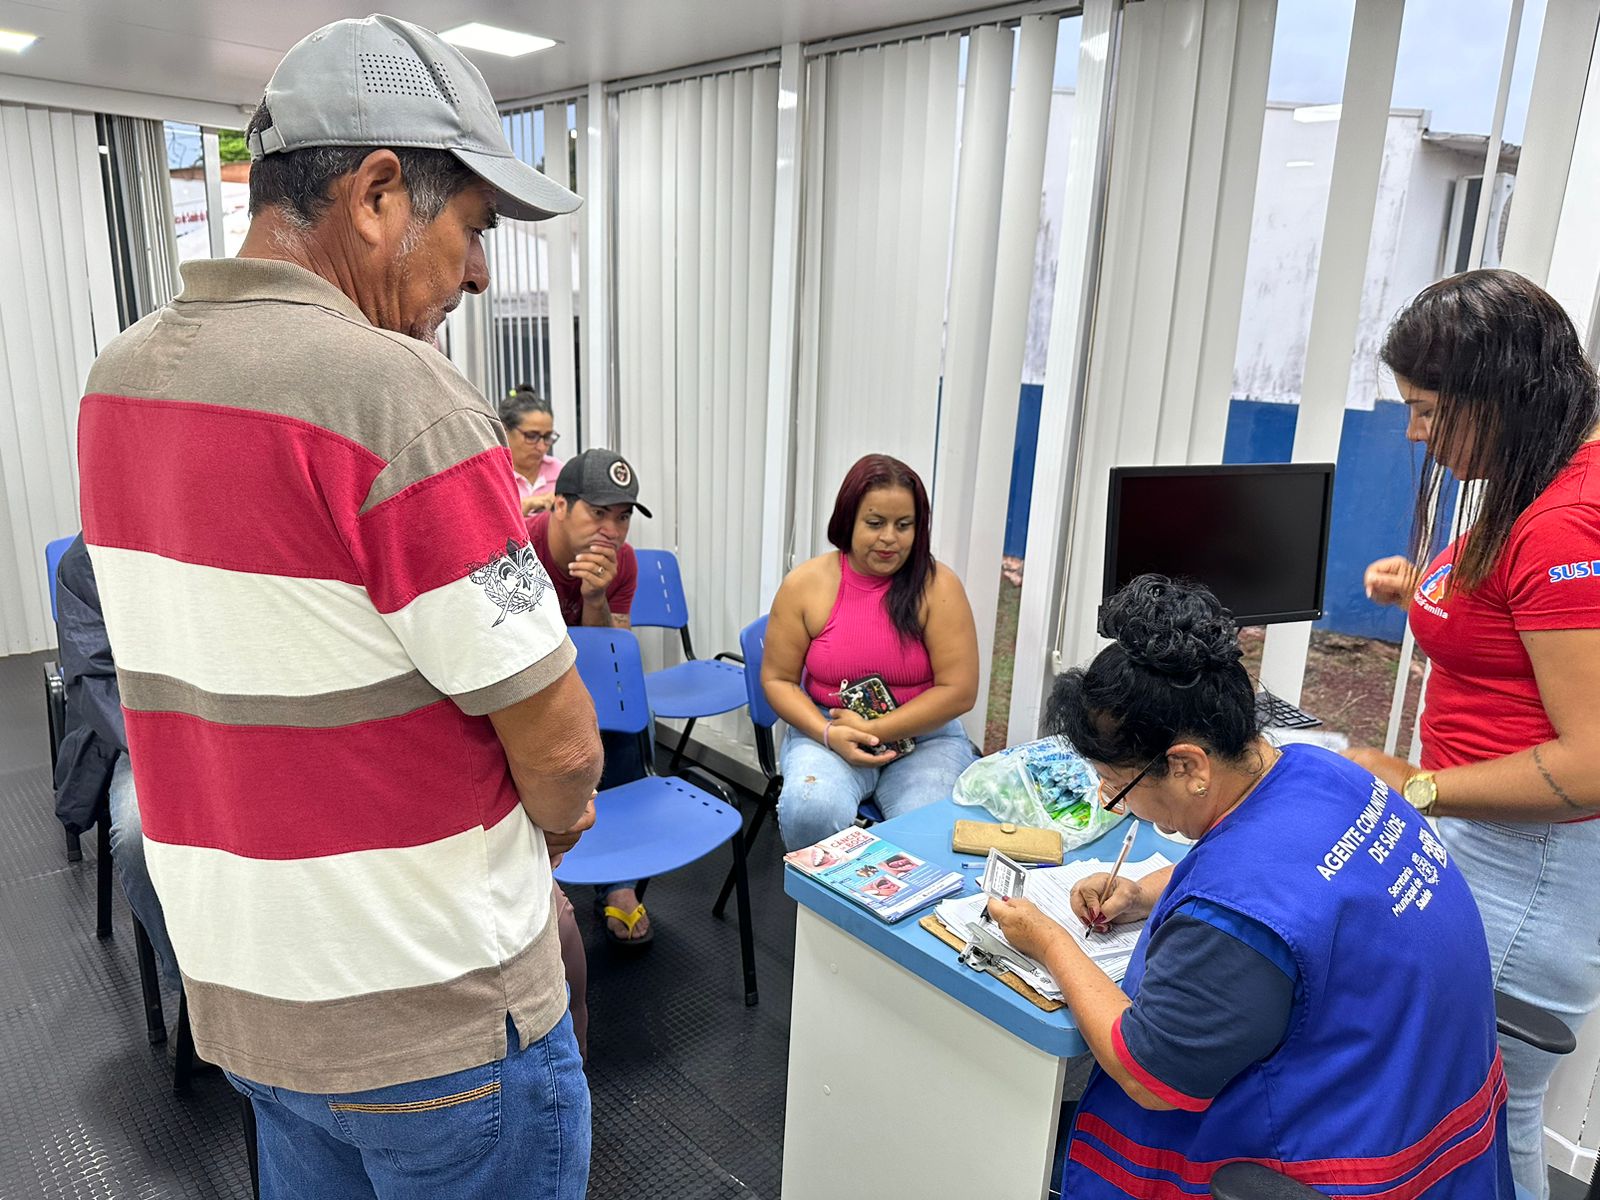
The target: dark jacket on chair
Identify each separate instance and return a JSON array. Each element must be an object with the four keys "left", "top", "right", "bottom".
[{"left": 53, "top": 534, "right": 126, "bottom": 835}]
